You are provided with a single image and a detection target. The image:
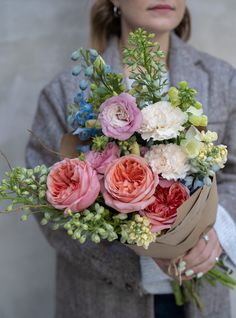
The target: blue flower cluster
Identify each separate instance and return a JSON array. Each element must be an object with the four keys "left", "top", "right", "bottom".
[{"left": 68, "top": 48, "right": 111, "bottom": 152}]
